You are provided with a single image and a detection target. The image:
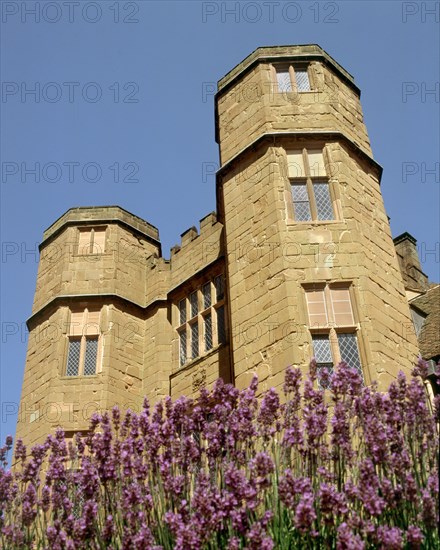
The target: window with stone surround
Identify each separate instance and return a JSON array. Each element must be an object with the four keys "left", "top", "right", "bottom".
[
  {"left": 66, "top": 309, "right": 101, "bottom": 377},
  {"left": 177, "top": 275, "right": 226, "bottom": 367},
  {"left": 77, "top": 227, "right": 106, "bottom": 255},
  {"left": 304, "top": 283, "right": 363, "bottom": 387},
  {"left": 287, "top": 148, "right": 335, "bottom": 222},
  {"left": 274, "top": 64, "right": 311, "bottom": 93}
]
